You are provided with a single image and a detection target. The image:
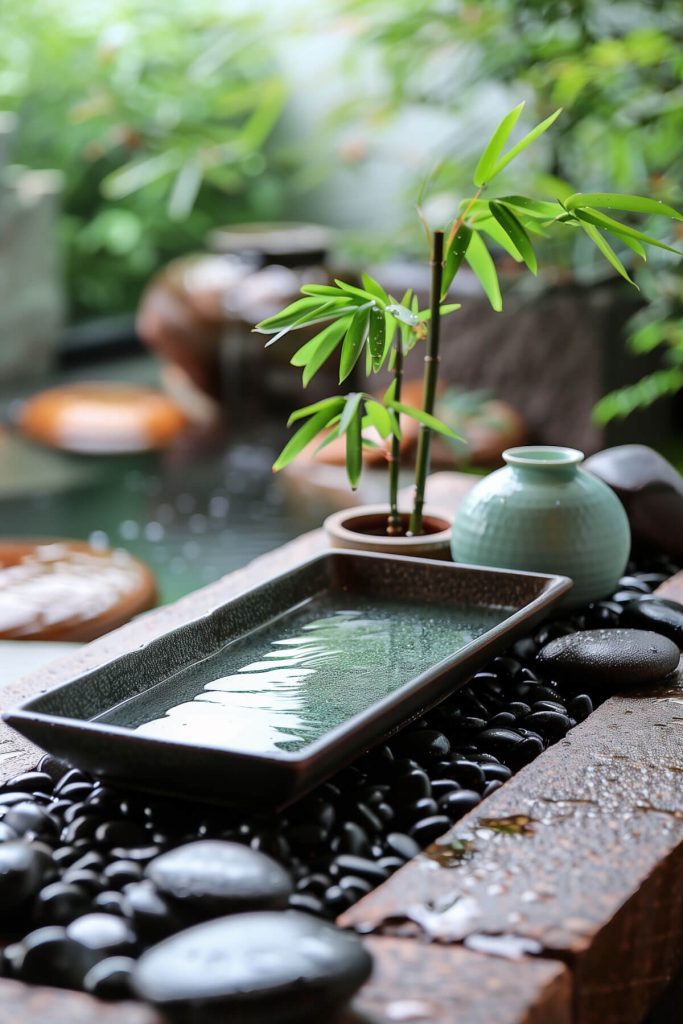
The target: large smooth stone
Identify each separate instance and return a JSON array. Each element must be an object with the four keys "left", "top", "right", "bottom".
[
  {"left": 132, "top": 910, "right": 372, "bottom": 1024},
  {"left": 0, "top": 841, "right": 52, "bottom": 910},
  {"left": 585, "top": 445, "right": 683, "bottom": 559},
  {"left": 145, "top": 840, "right": 292, "bottom": 919},
  {"left": 622, "top": 598, "right": 683, "bottom": 648},
  {"left": 537, "top": 628, "right": 679, "bottom": 686}
]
